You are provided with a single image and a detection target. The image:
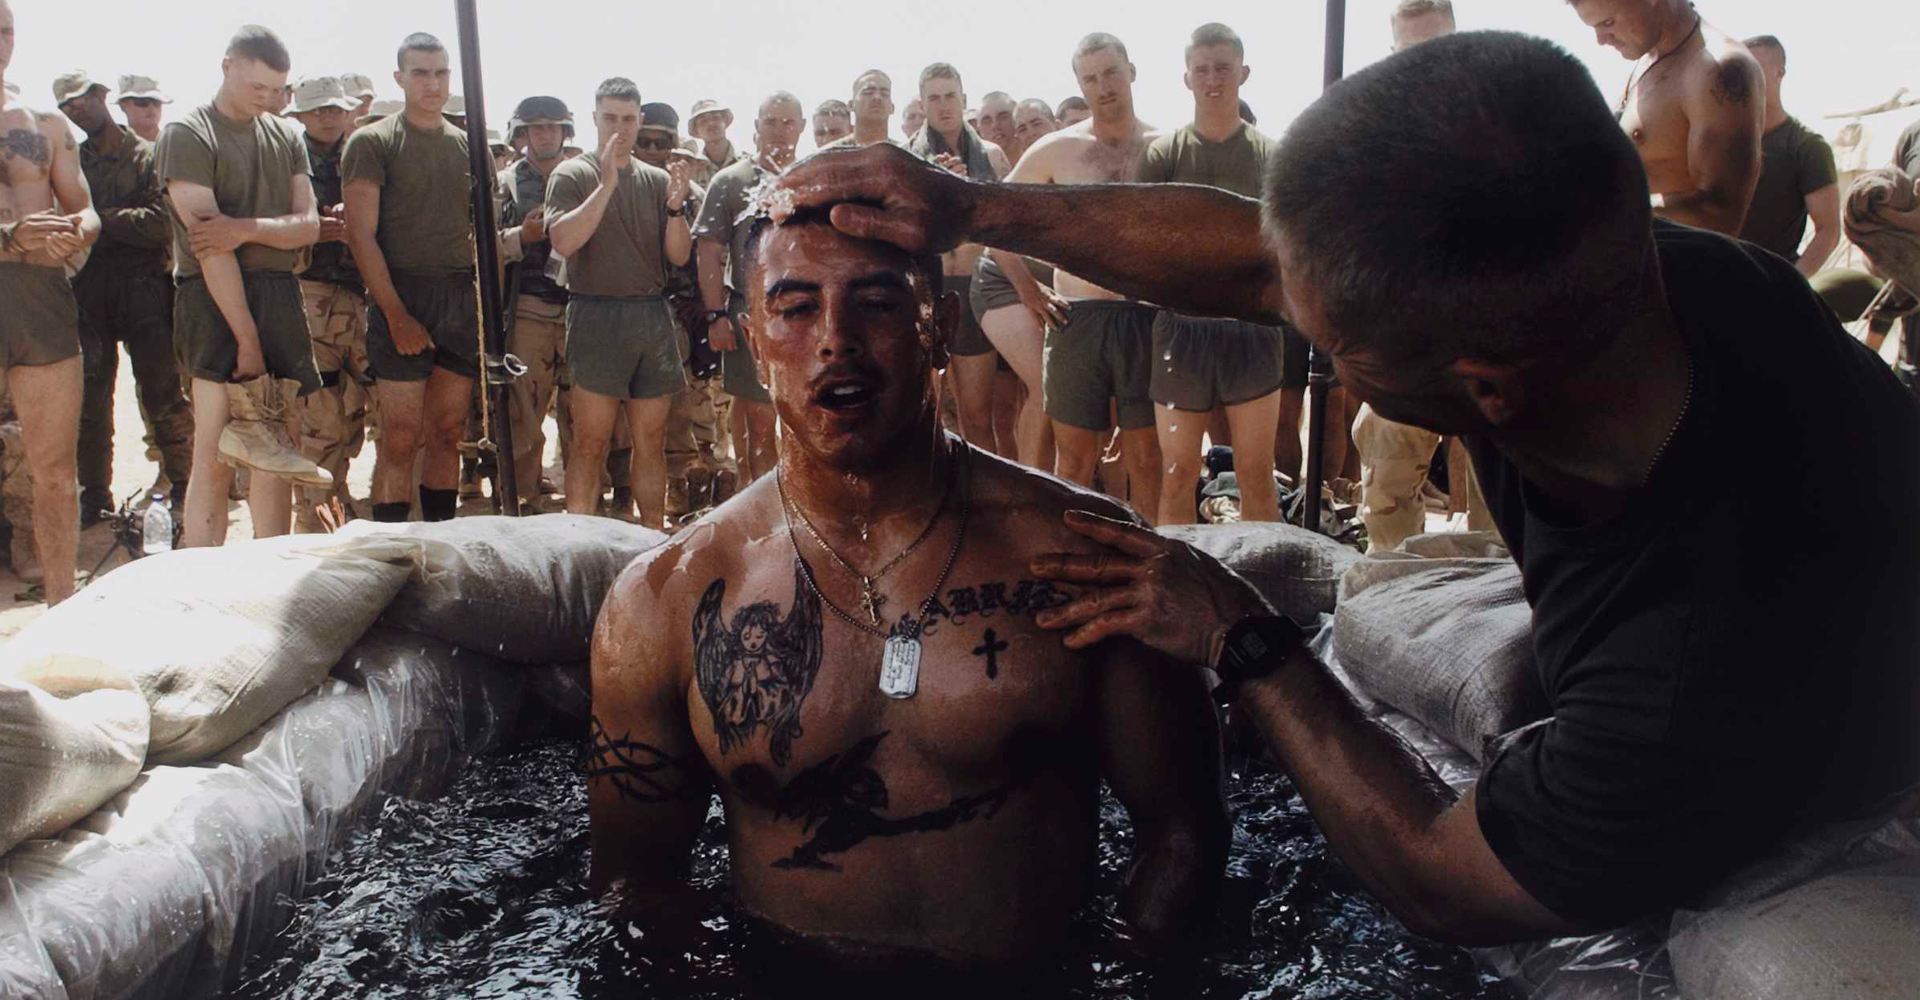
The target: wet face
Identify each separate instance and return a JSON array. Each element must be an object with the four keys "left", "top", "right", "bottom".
[
  {"left": 1572, "top": 0, "right": 1661, "bottom": 61},
  {"left": 1391, "top": 10, "right": 1456, "bottom": 50},
  {"left": 596, "top": 97, "right": 642, "bottom": 160},
  {"left": 749, "top": 222, "right": 954, "bottom": 472},
  {"left": 1275, "top": 234, "right": 1483, "bottom": 434},
  {"left": 524, "top": 121, "right": 566, "bottom": 160},
  {"left": 221, "top": 56, "right": 290, "bottom": 120},
  {"left": 120, "top": 98, "right": 163, "bottom": 138},
  {"left": 977, "top": 95, "right": 1016, "bottom": 148},
  {"left": 292, "top": 105, "right": 352, "bottom": 145},
  {"left": 59, "top": 90, "right": 111, "bottom": 135},
  {"left": 852, "top": 73, "right": 893, "bottom": 122},
  {"left": 395, "top": 47, "right": 452, "bottom": 113},
  {"left": 1073, "top": 46, "right": 1137, "bottom": 123},
  {"left": 754, "top": 99, "right": 804, "bottom": 161},
  {"left": 634, "top": 127, "right": 677, "bottom": 168},
  {"left": 921, "top": 76, "right": 966, "bottom": 137},
  {"left": 901, "top": 98, "right": 925, "bottom": 135},
  {"left": 1184, "top": 43, "right": 1247, "bottom": 113},
  {"left": 1013, "top": 101, "right": 1056, "bottom": 149}
]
